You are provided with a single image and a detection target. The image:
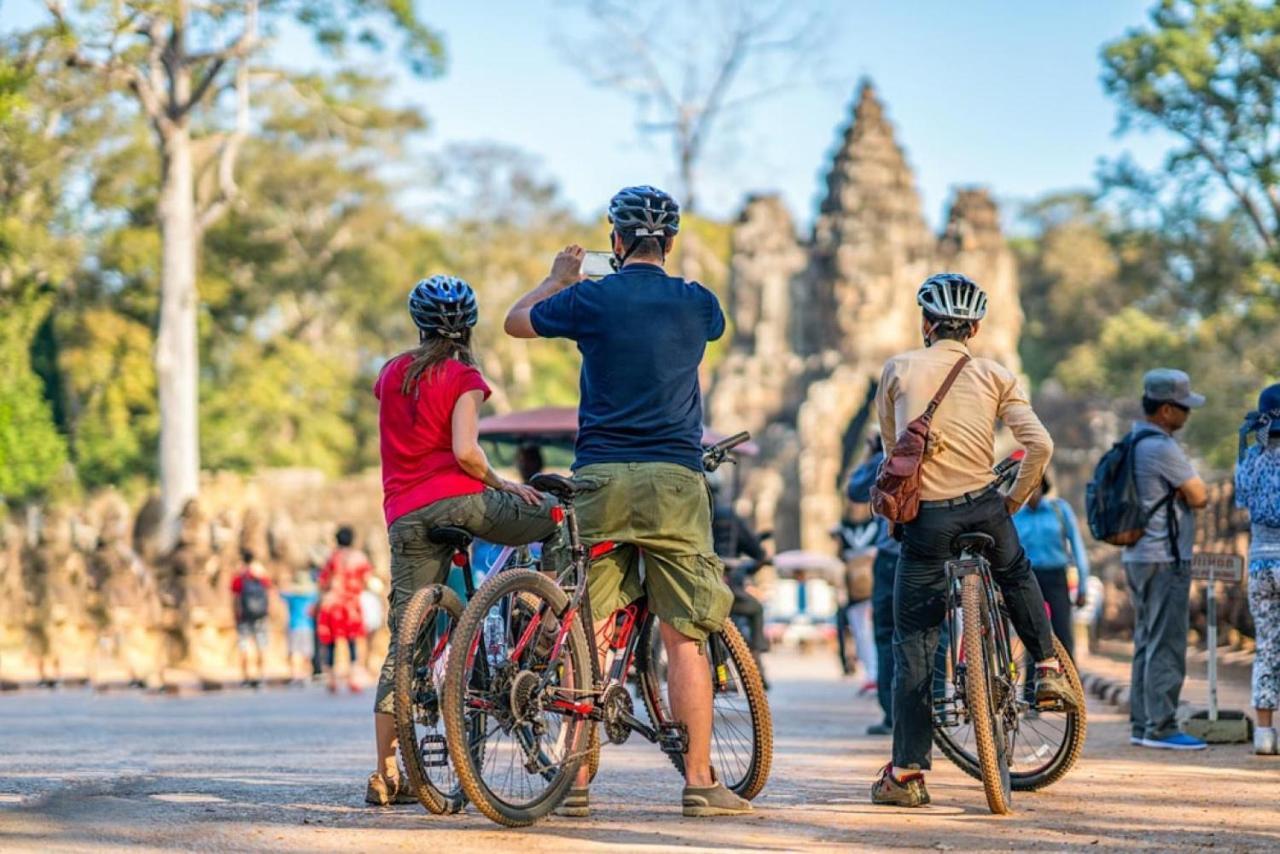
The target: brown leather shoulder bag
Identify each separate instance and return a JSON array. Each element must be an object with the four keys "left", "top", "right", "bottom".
[{"left": 870, "top": 355, "right": 971, "bottom": 524}]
